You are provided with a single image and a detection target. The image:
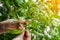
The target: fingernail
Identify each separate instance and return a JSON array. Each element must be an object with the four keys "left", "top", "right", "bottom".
[{"left": 18, "top": 27, "right": 23, "bottom": 30}]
